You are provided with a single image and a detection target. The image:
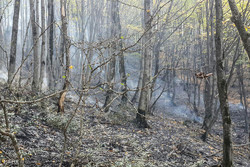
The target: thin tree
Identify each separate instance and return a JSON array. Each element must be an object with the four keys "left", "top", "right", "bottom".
[
  {"left": 117, "top": 7, "right": 128, "bottom": 105},
  {"left": 202, "top": 0, "right": 216, "bottom": 141},
  {"left": 0, "top": 3, "right": 4, "bottom": 70},
  {"left": 136, "top": 0, "right": 151, "bottom": 128},
  {"left": 58, "top": 0, "right": 70, "bottom": 113},
  {"left": 227, "top": 0, "right": 250, "bottom": 60},
  {"left": 29, "top": 0, "right": 39, "bottom": 92},
  {"left": 215, "top": 0, "right": 233, "bottom": 166},
  {"left": 39, "top": 0, "right": 46, "bottom": 91},
  {"left": 103, "top": 0, "right": 118, "bottom": 112},
  {"left": 46, "top": 0, "right": 54, "bottom": 89},
  {"left": 8, "top": 0, "right": 21, "bottom": 85}
]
